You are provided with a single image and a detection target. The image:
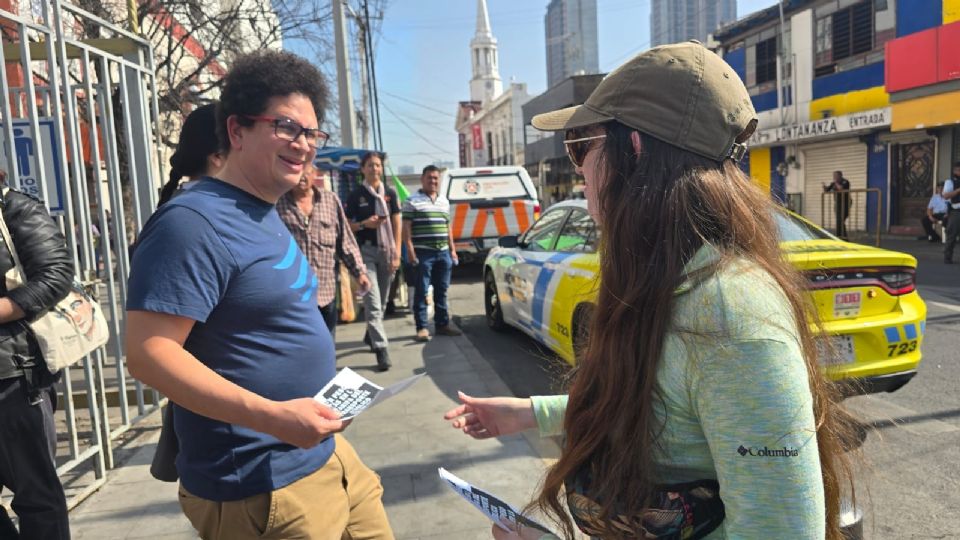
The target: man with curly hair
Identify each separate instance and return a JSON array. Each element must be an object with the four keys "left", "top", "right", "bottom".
[{"left": 126, "top": 51, "right": 394, "bottom": 539}]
